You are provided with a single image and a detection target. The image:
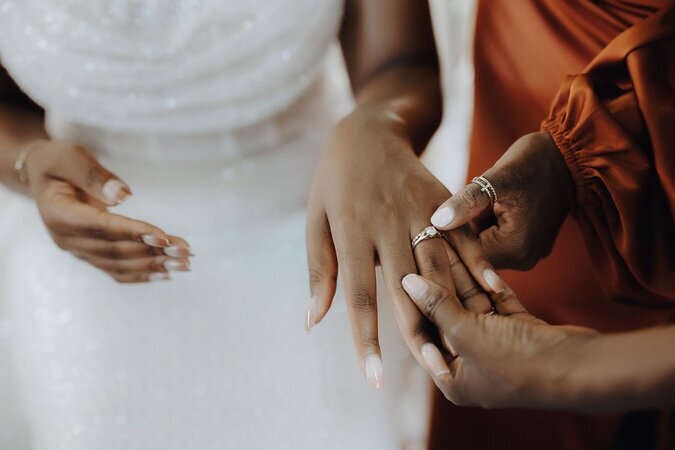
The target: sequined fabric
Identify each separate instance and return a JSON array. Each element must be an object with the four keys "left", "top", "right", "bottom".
[{"left": 0, "top": 1, "right": 429, "bottom": 449}]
